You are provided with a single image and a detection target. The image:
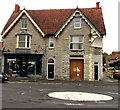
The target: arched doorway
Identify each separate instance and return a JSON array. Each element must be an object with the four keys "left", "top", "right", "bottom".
[{"left": 47, "top": 58, "right": 55, "bottom": 80}]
